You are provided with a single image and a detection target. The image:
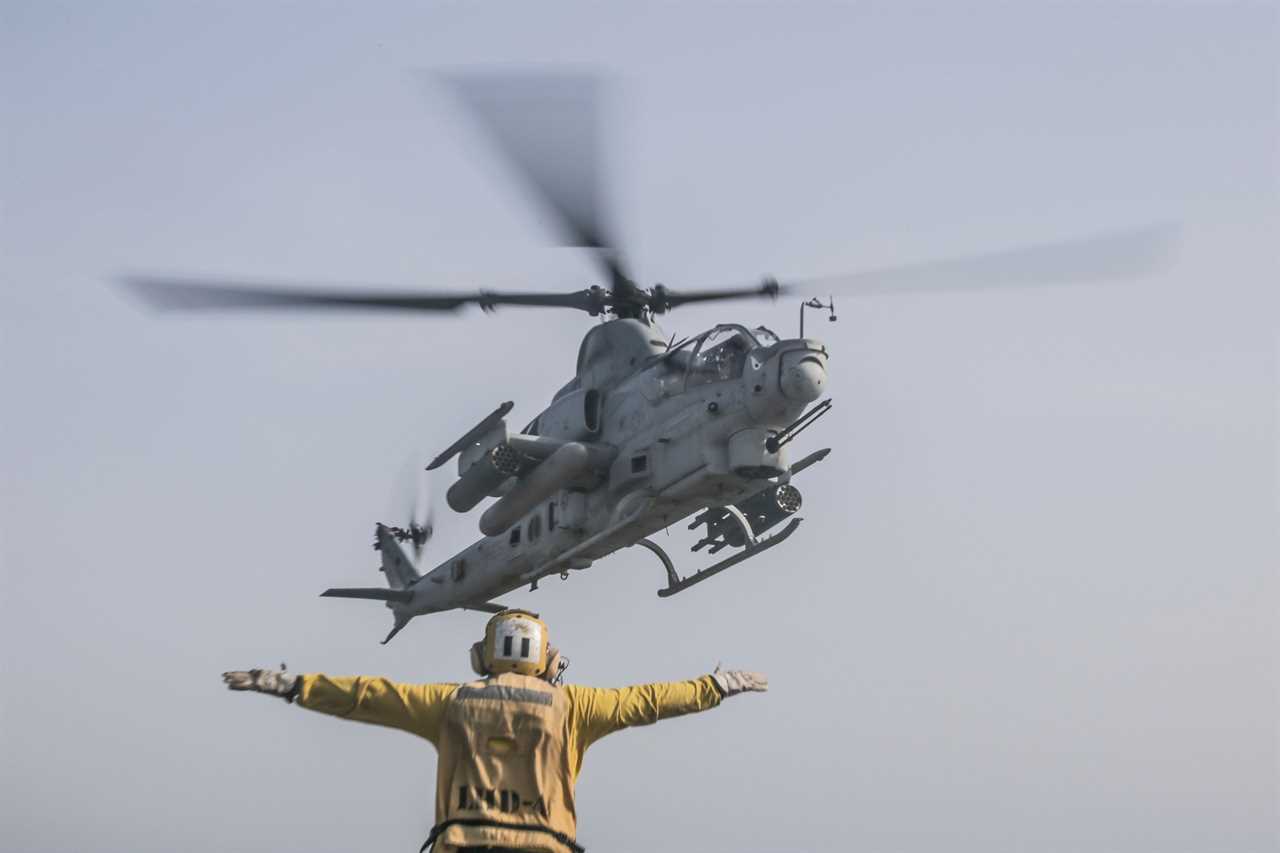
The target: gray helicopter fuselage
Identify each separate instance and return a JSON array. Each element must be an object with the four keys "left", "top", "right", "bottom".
[{"left": 395, "top": 317, "right": 828, "bottom": 616}]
